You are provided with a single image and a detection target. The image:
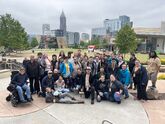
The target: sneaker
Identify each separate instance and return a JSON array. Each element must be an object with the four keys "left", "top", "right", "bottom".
[
  {"left": 124, "top": 96, "right": 129, "bottom": 99},
  {"left": 27, "top": 98, "right": 32, "bottom": 102},
  {"left": 117, "top": 101, "right": 121, "bottom": 104},
  {"left": 91, "top": 100, "right": 94, "bottom": 104},
  {"left": 71, "top": 97, "right": 76, "bottom": 101}
]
